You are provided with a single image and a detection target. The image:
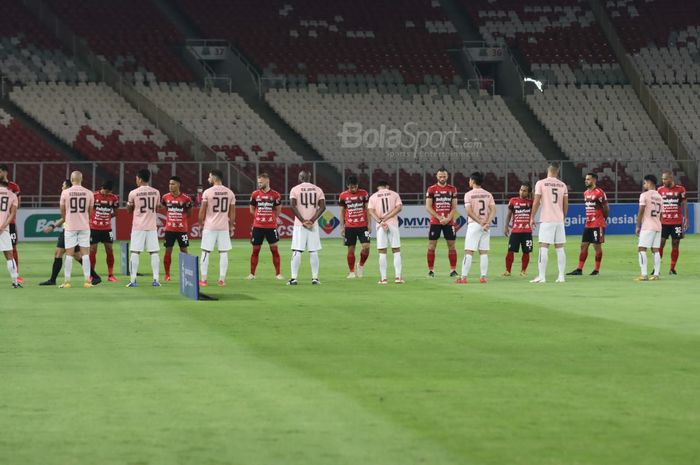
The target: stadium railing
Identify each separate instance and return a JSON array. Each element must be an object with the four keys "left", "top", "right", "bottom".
[{"left": 3, "top": 160, "right": 697, "bottom": 207}]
